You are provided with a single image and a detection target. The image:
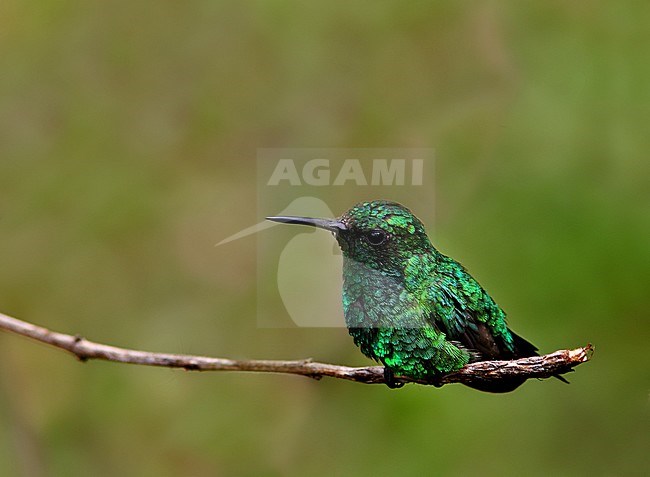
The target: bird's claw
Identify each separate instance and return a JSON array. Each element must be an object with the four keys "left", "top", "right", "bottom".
[
  {"left": 428, "top": 374, "right": 445, "bottom": 388},
  {"left": 384, "top": 367, "right": 405, "bottom": 389}
]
